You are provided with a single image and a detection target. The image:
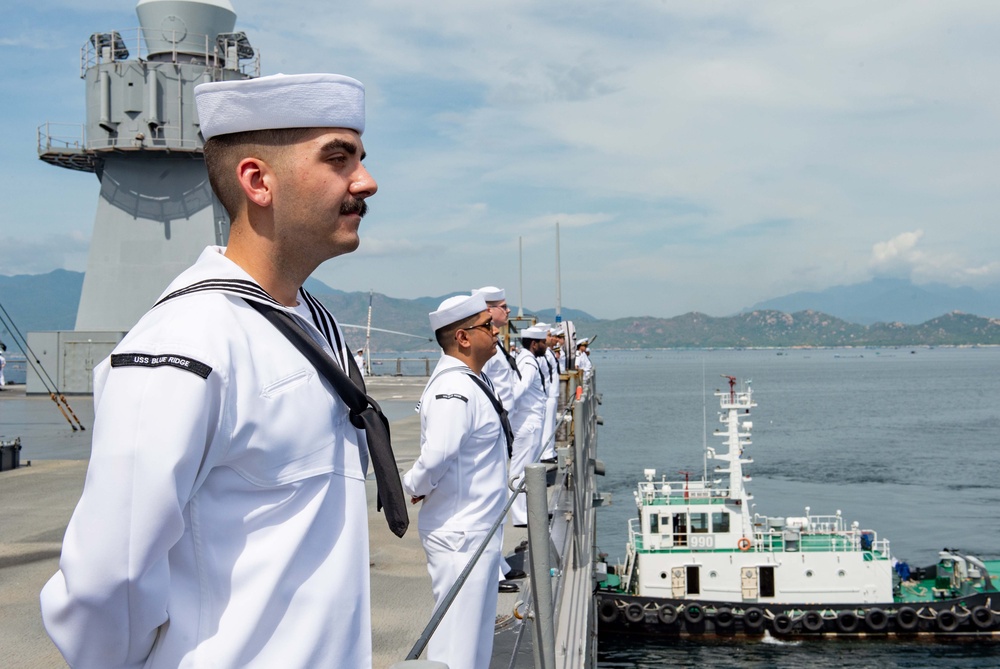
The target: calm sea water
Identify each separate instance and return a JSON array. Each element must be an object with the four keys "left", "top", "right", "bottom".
[{"left": 590, "top": 347, "right": 1000, "bottom": 668}]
